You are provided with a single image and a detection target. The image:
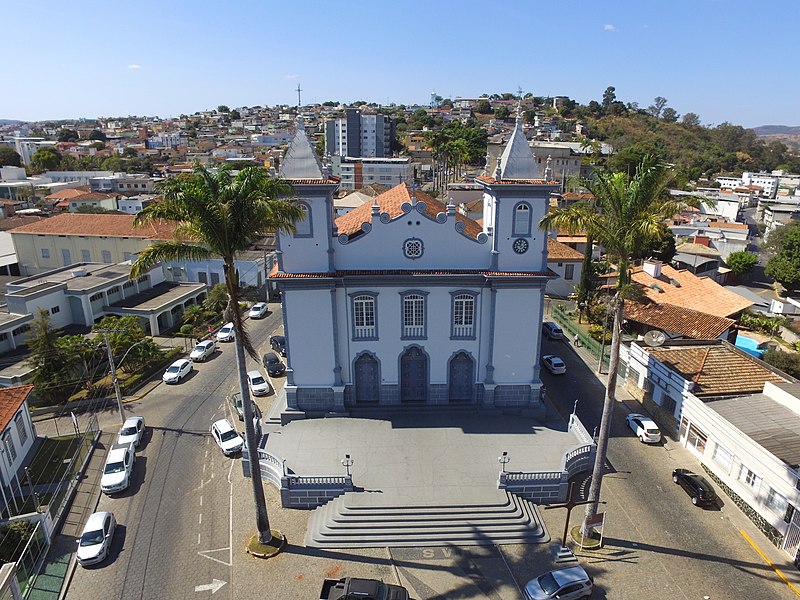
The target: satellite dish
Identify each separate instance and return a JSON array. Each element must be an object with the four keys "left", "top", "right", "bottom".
[{"left": 643, "top": 330, "right": 666, "bottom": 347}]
